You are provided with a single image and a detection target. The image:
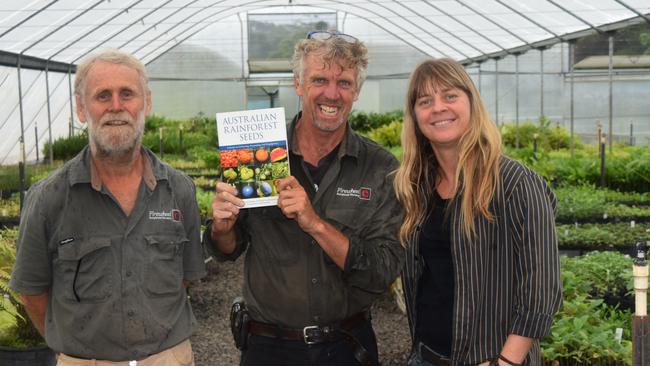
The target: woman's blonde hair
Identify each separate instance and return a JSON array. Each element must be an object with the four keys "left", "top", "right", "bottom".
[{"left": 394, "top": 58, "right": 502, "bottom": 244}]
